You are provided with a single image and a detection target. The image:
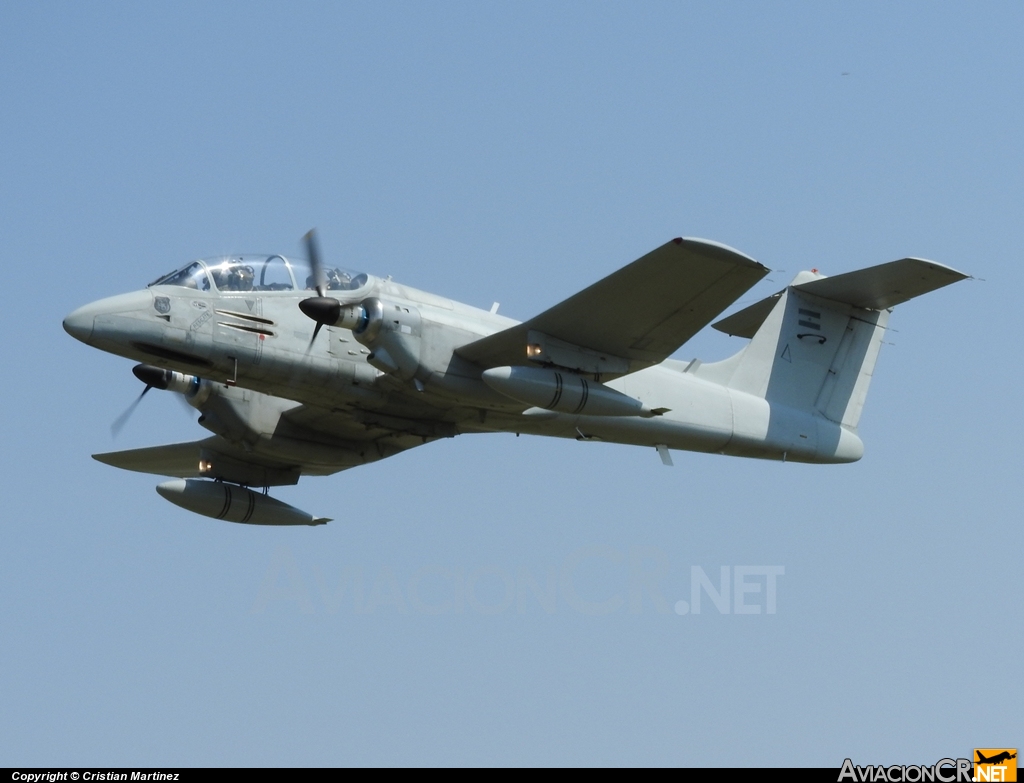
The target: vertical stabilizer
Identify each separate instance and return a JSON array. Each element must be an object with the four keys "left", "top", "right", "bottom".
[
  {"left": 721, "top": 282, "right": 889, "bottom": 430},
  {"left": 700, "top": 257, "right": 966, "bottom": 433}
]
